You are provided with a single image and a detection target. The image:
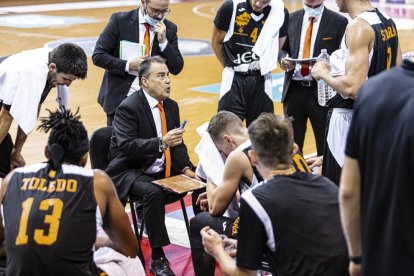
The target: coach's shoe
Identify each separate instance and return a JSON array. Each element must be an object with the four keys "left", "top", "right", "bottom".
[{"left": 150, "top": 257, "right": 175, "bottom": 276}]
